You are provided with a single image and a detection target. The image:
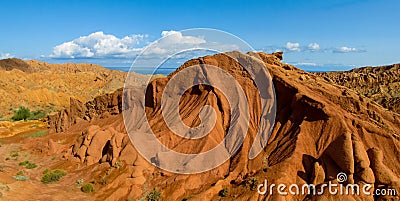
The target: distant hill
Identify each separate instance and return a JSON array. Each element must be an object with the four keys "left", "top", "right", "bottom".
[
  {"left": 0, "top": 58, "right": 150, "bottom": 118},
  {"left": 314, "top": 64, "right": 400, "bottom": 113},
  {"left": 0, "top": 58, "right": 35, "bottom": 73}
]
